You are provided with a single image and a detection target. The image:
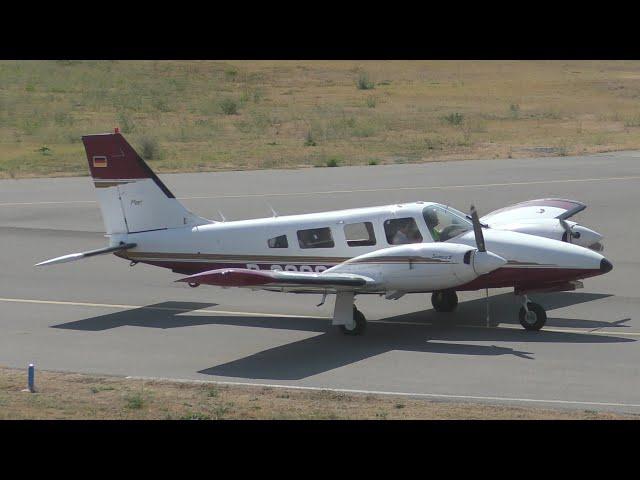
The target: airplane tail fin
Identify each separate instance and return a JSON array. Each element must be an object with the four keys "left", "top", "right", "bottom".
[{"left": 82, "top": 130, "right": 211, "bottom": 235}]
